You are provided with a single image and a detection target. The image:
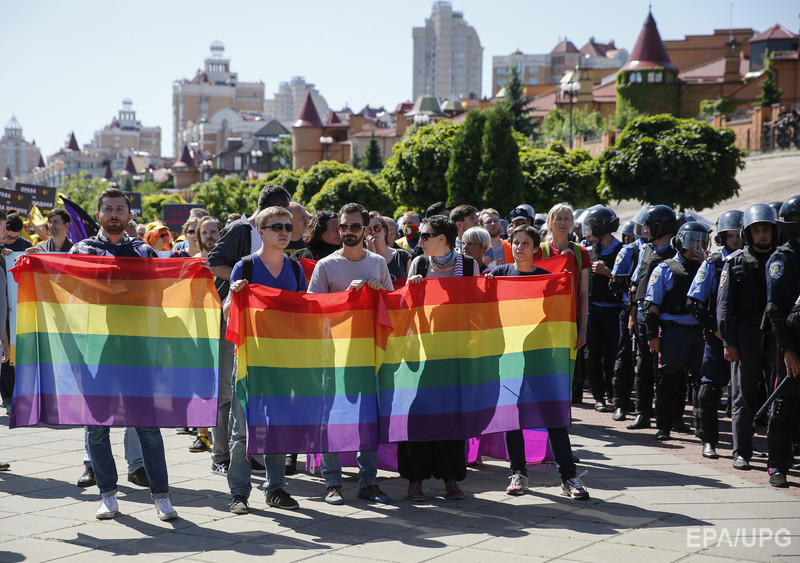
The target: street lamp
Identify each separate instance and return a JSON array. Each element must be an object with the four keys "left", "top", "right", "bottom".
[
  {"left": 560, "top": 80, "right": 581, "bottom": 149},
  {"left": 413, "top": 114, "right": 431, "bottom": 126},
  {"left": 319, "top": 136, "right": 333, "bottom": 161},
  {"left": 201, "top": 159, "right": 213, "bottom": 181},
  {"left": 251, "top": 149, "right": 263, "bottom": 171}
]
